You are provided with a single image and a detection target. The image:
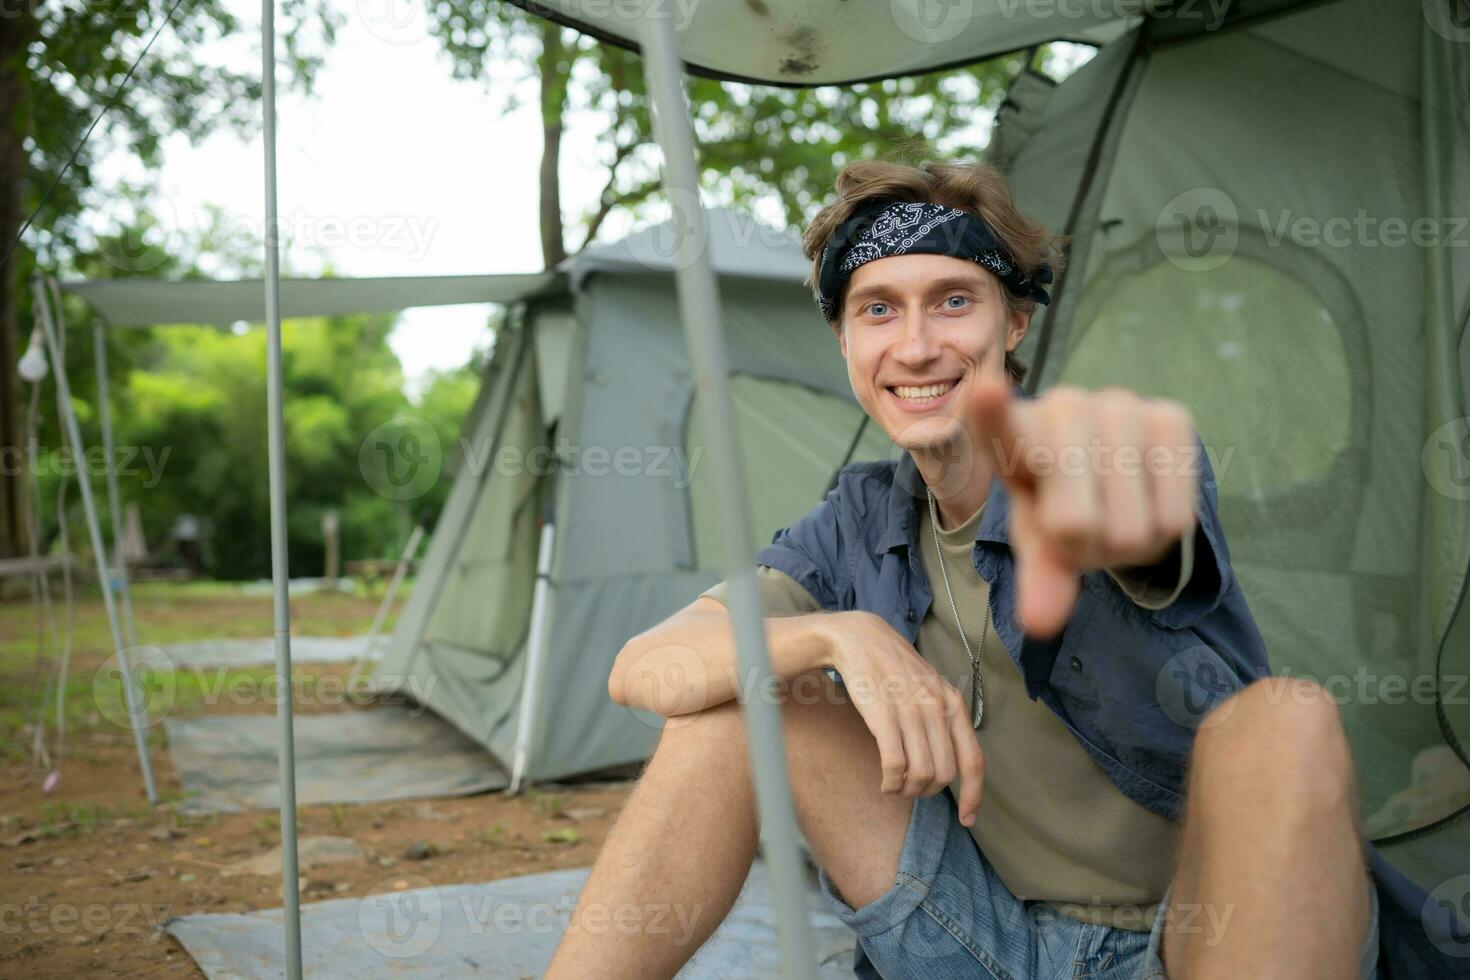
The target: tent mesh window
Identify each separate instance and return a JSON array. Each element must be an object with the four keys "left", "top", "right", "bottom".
[{"left": 999, "top": 0, "right": 1470, "bottom": 886}]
